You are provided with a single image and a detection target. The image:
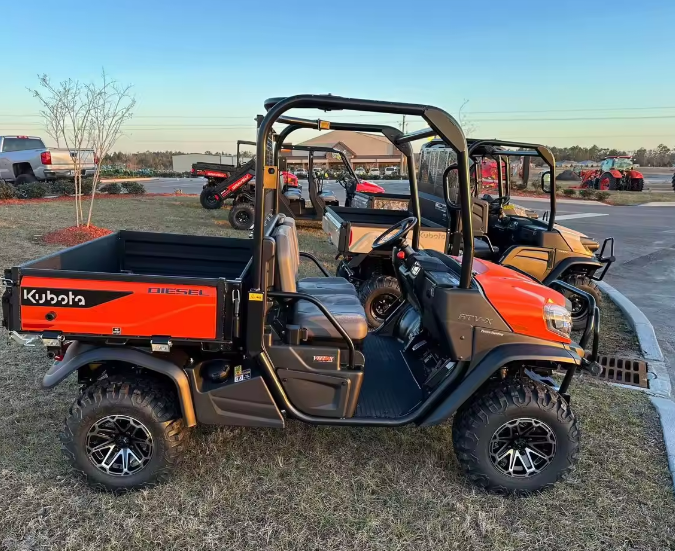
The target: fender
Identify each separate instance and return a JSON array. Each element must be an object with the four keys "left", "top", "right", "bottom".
[
  {"left": 609, "top": 169, "right": 623, "bottom": 179},
  {"left": 418, "top": 343, "right": 580, "bottom": 427},
  {"left": 42, "top": 342, "right": 197, "bottom": 426},
  {"left": 627, "top": 169, "right": 643, "bottom": 179},
  {"left": 543, "top": 256, "right": 602, "bottom": 285}
]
